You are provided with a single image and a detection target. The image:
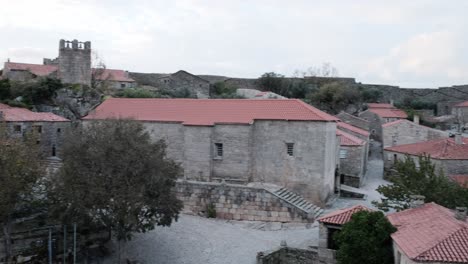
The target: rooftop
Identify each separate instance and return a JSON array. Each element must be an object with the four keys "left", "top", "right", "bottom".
[
  {"left": 92, "top": 68, "right": 135, "bottom": 82},
  {"left": 336, "top": 129, "right": 365, "bottom": 146},
  {"left": 454, "top": 101, "right": 468, "bottom": 108},
  {"left": 449, "top": 175, "right": 468, "bottom": 188},
  {"left": 384, "top": 137, "right": 468, "bottom": 160},
  {"left": 0, "top": 107, "right": 69, "bottom": 122},
  {"left": 337, "top": 121, "right": 370, "bottom": 137},
  {"left": 388, "top": 203, "right": 468, "bottom": 263},
  {"left": 366, "top": 103, "right": 394, "bottom": 109},
  {"left": 5, "top": 62, "right": 57, "bottom": 76},
  {"left": 82, "top": 98, "right": 339, "bottom": 126},
  {"left": 317, "top": 205, "right": 372, "bottom": 225},
  {"left": 365, "top": 103, "right": 408, "bottom": 119}
]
